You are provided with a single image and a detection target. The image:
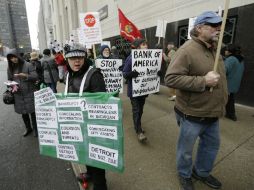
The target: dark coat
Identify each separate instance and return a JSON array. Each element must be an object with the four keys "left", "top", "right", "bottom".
[
  {"left": 7, "top": 50, "right": 38, "bottom": 114},
  {"left": 66, "top": 60, "right": 106, "bottom": 93},
  {"left": 40, "top": 55, "right": 59, "bottom": 83}
]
